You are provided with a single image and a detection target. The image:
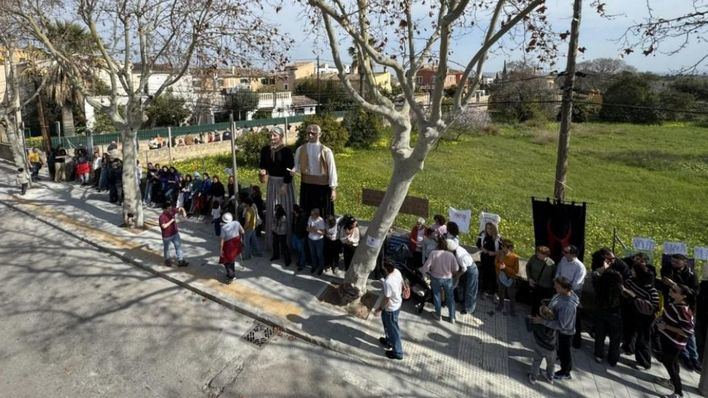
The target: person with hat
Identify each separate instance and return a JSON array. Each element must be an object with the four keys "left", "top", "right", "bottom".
[
  {"left": 259, "top": 126, "right": 295, "bottom": 249},
  {"left": 219, "top": 212, "right": 244, "bottom": 282},
  {"left": 290, "top": 124, "right": 338, "bottom": 218}
]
